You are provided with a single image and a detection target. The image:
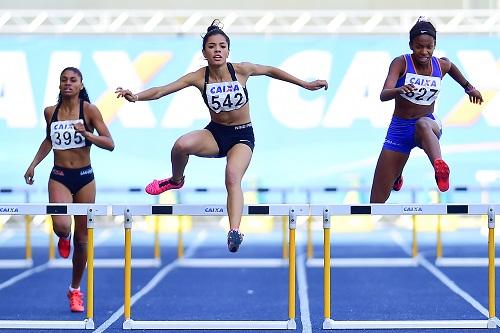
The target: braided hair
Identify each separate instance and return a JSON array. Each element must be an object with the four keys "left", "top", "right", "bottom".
[
  {"left": 202, "top": 19, "right": 230, "bottom": 50},
  {"left": 409, "top": 16, "right": 436, "bottom": 42},
  {"left": 57, "top": 67, "right": 90, "bottom": 106}
]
